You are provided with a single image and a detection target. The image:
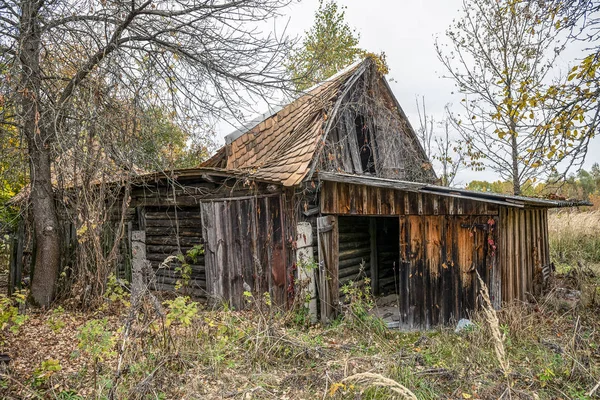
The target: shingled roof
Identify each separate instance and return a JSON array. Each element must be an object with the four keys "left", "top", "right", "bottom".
[{"left": 203, "top": 60, "right": 366, "bottom": 186}]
